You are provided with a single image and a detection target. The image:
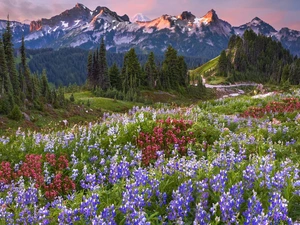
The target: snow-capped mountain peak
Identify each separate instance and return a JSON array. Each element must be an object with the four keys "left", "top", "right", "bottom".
[
  {"left": 132, "top": 13, "right": 150, "bottom": 22},
  {"left": 1, "top": 4, "right": 300, "bottom": 57},
  {"left": 233, "top": 16, "right": 277, "bottom": 36},
  {"left": 251, "top": 17, "right": 263, "bottom": 24}
]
